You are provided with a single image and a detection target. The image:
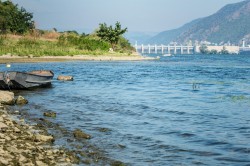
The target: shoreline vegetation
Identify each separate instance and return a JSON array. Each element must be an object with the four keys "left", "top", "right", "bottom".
[
  {"left": 0, "top": 33, "right": 156, "bottom": 63},
  {"left": 0, "top": 34, "right": 156, "bottom": 63},
  {"left": 0, "top": 0, "right": 152, "bottom": 62}
]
